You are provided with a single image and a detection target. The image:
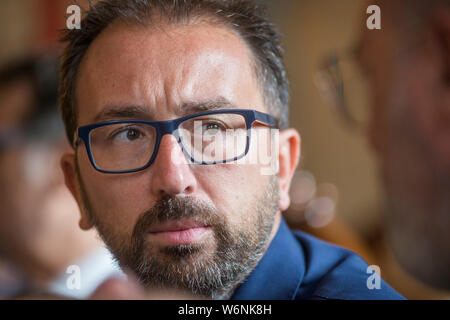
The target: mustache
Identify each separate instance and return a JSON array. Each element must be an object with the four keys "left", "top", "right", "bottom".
[{"left": 132, "top": 196, "right": 222, "bottom": 244}]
